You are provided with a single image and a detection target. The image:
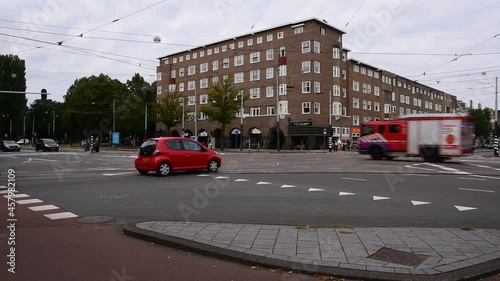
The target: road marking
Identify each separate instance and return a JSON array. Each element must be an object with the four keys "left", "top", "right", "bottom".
[
  {"left": 281, "top": 184, "right": 296, "bottom": 188},
  {"left": 214, "top": 176, "right": 229, "bottom": 179},
  {"left": 308, "top": 188, "right": 324, "bottom": 192},
  {"left": 234, "top": 179, "right": 249, "bottom": 182},
  {"left": 405, "top": 165, "right": 436, "bottom": 172},
  {"left": 471, "top": 175, "right": 500, "bottom": 180},
  {"left": 0, "top": 185, "right": 6, "bottom": 189},
  {"left": 341, "top": 177, "right": 367, "bottom": 181},
  {"left": 44, "top": 212, "right": 78, "bottom": 220},
  {"left": 29, "top": 158, "right": 58, "bottom": 162},
  {"left": 339, "top": 192, "right": 356, "bottom": 196},
  {"left": 15, "top": 198, "right": 43, "bottom": 205},
  {"left": 29, "top": 205, "right": 59, "bottom": 211},
  {"left": 458, "top": 188, "right": 494, "bottom": 193},
  {"left": 422, "top": 163, "right": 471, "bottom": 175},
  {"left": 22, "top": 158, "right": 32, "bottom": 163},
  {"left": 401, "top": 174, "right": 430, "bottom": 177},
  {"left": 454, "top": 205, "right": 477, "bottom": 212},
  {"left": 466, "top": 163, "right": 500, "bottom": 171},
  {"left": 292, "top": 166, "right": 310, "bottom": 168},
  {"left": 256, "top": 181, "right": 271, "bottom": 185},
  {"left": 411, "top": 200, "right": 431, "bottom": 206},
  {"left": 365, "top": 170, "right": 386, "bottom": 173},
  {"left": 0, "top": 190, "right": 17, "bottom": 194},
  {"left": 457, "top": 177, "right": 487, "bottom": 181},
  {"left": 3, "top": 194, "right": 29, "bottom": 199},
  {"left": 264, "top": 164, "right": 276, "bottom": 166},
  {"left": 197, "top": 174, "right": 210, "bottom": 177},
  {"left": 102, "top": 172, "right": 136, "bottom": 176},
  {"left": 373, "top": 196, "right": 391, "bottom": 201}
]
